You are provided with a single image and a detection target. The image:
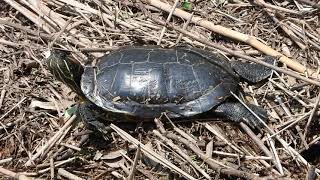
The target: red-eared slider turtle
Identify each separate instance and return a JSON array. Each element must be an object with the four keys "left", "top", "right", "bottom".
[{"left": 45, "top": 46, "right": 272, "bottom": 132}]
